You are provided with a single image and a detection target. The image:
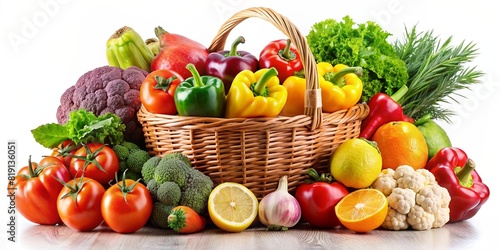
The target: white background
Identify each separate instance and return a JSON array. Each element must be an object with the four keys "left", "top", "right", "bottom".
[{"left": 0, "top": 0, "right": 498, "bottom": 243}]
